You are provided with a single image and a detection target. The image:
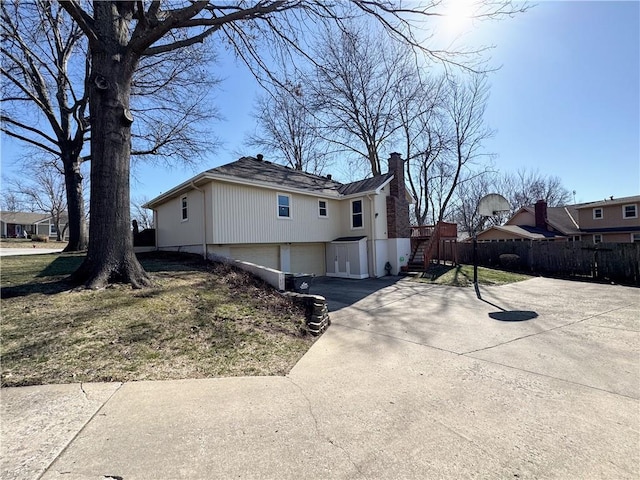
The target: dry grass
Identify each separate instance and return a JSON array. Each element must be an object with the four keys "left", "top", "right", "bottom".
[
  {"left": 412, "top": 264, "right": 533, "bottom": 286},
  {"left": 0, "top": 238, "right": 68, "bottom": 249},
  {"left": 1, "top": 252, "right": 315, "bottom": 387}
]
